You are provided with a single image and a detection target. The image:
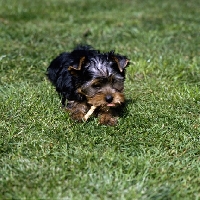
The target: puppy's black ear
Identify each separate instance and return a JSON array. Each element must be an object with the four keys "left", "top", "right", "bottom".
[
  {"left": 112, "top": 55, "right": 129, "bottom": 73},
  {"left": 68, "top": 57, "right": 85, "bottom": 75}
]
